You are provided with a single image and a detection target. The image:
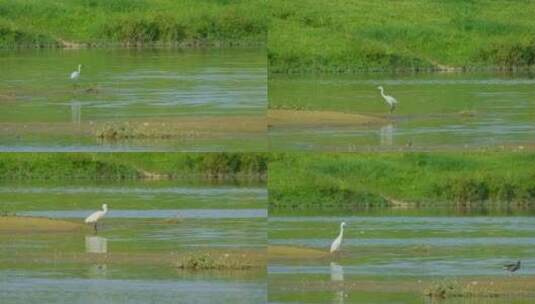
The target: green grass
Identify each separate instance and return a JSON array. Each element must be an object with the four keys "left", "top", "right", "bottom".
[
  {"left": 268, "top": 0, "right": 535, "bottom": 73},
  {"left": 269, "top": 153, "right": 535, "bottom": 209},
  {"left": 0, "top": 0, "right": 266, "bottom": 47},
  {"left": 0, "top": 153, "right": 268, "bottom": 181}
]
